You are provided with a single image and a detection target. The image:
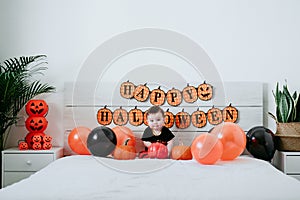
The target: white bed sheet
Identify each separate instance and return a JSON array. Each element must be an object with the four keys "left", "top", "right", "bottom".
[{"left": 1, "top": 155, "right": 300, "bottom": 200}]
